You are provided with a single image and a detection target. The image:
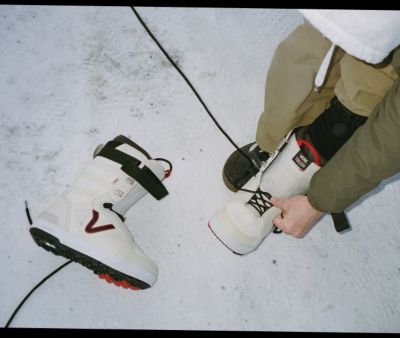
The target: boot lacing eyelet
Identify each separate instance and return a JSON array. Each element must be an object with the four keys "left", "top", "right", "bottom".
[
  {"left": 114, "top": 189, "right": 124, "bottom": 197},
  {"left": 125, "top": 177, "right": 135, "bottom": 185}
]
